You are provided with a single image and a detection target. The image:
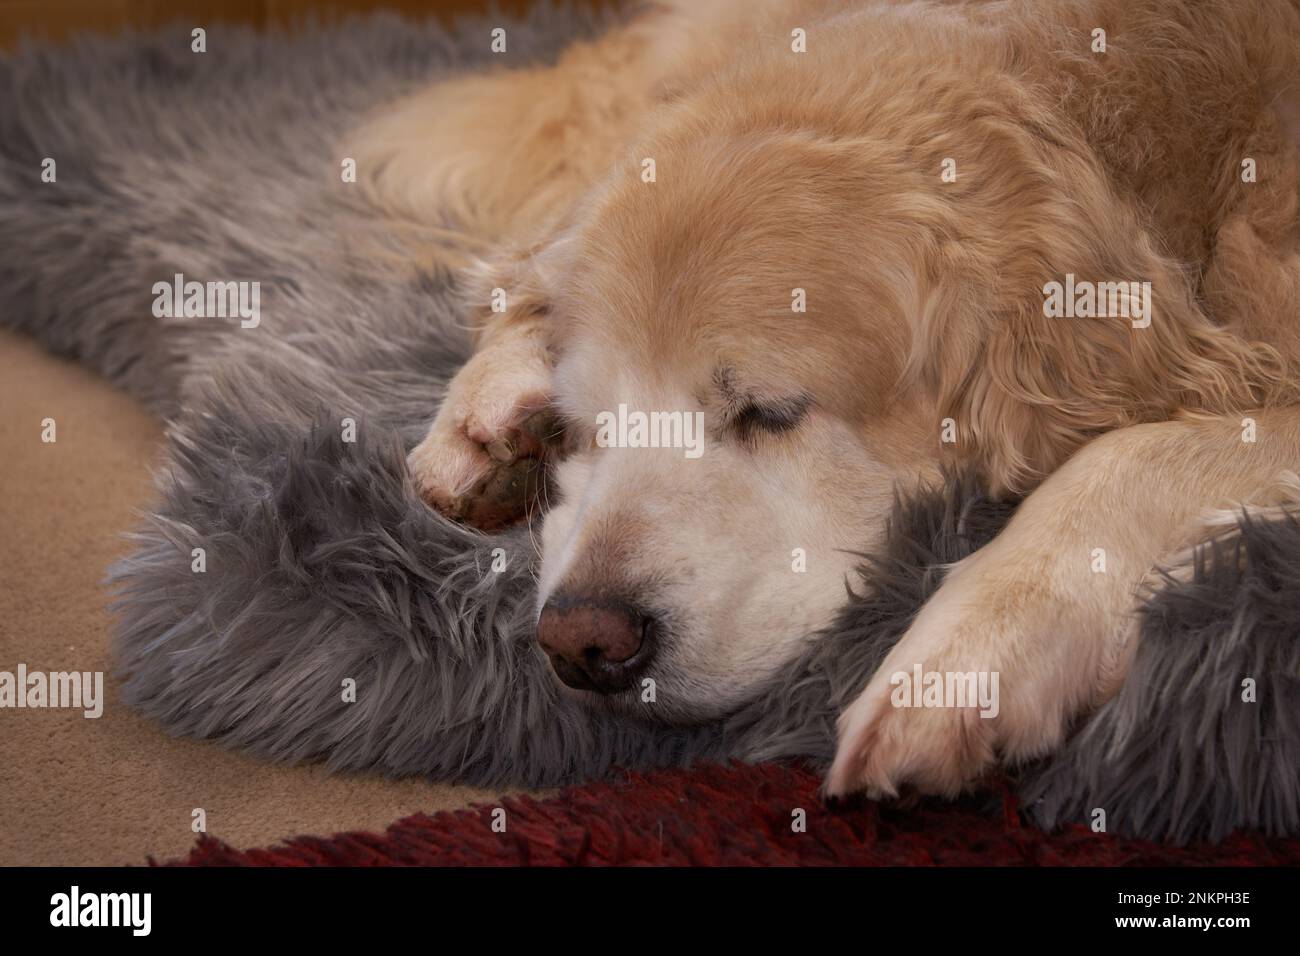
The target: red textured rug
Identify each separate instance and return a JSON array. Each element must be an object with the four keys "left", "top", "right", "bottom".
[{"left": 169, "top": 762, "right": 1300, "bottom": 866}]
